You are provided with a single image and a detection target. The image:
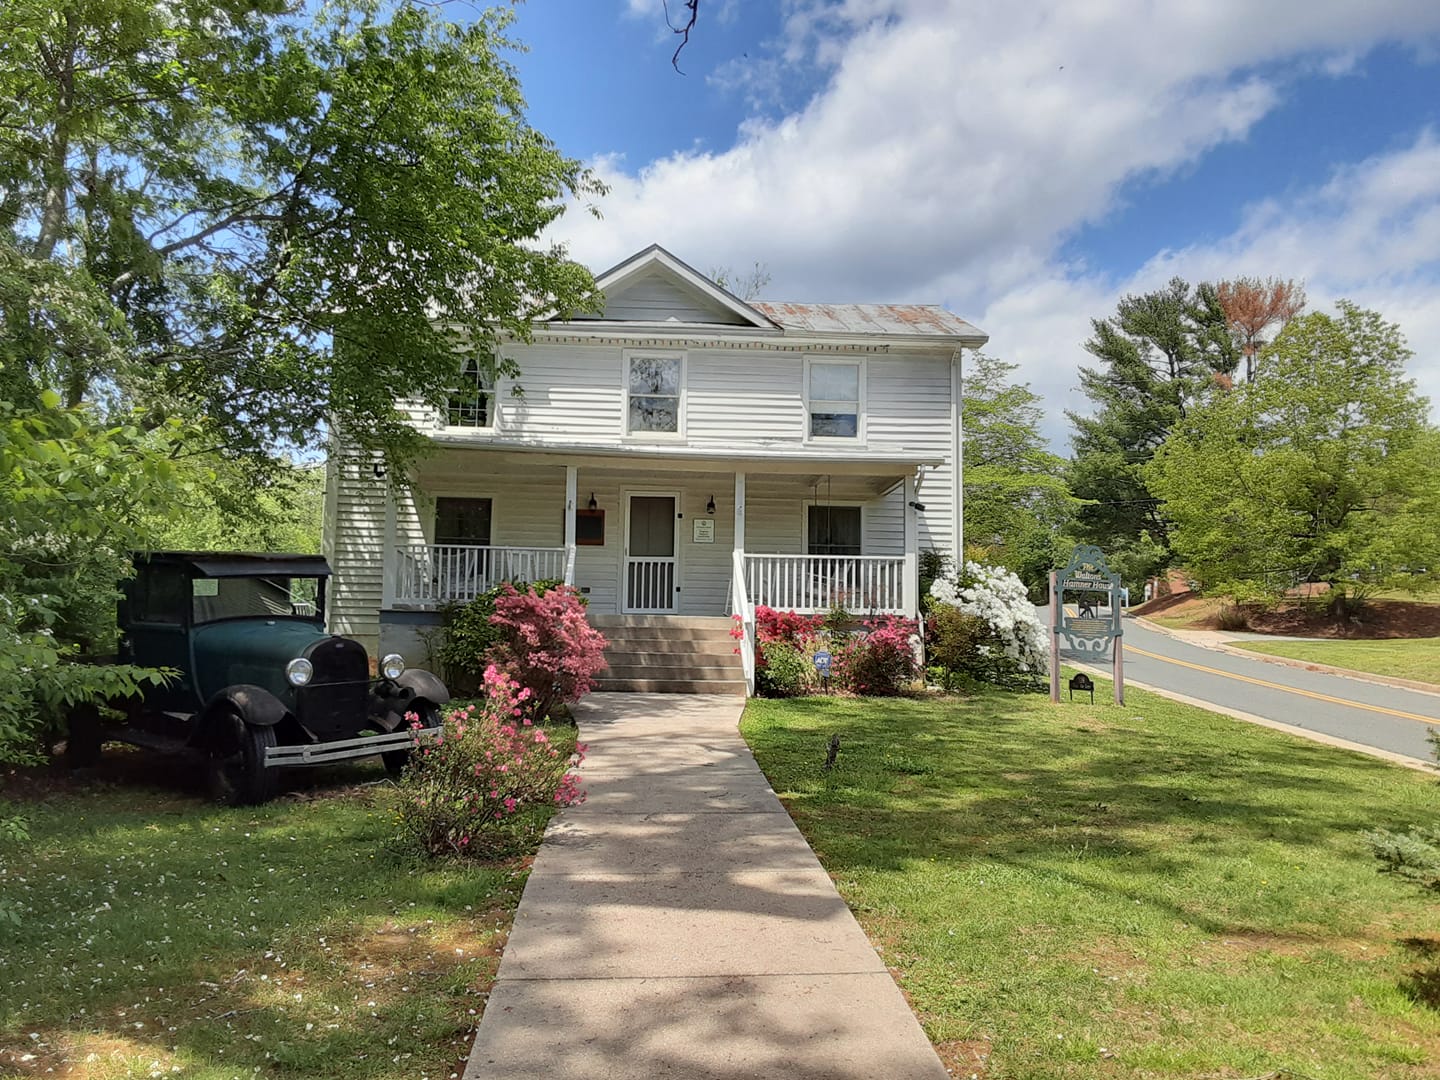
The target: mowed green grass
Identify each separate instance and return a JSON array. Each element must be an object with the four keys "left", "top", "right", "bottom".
[
  {"left": 1234, "top": 637, "right": 1440, "bottom": 686},
  {"left": 741, "top": 684, "right": 1440, "bottom": 1079},
  {"left": 0, "top": 753, "right": 533, "bottom": 1080}
]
